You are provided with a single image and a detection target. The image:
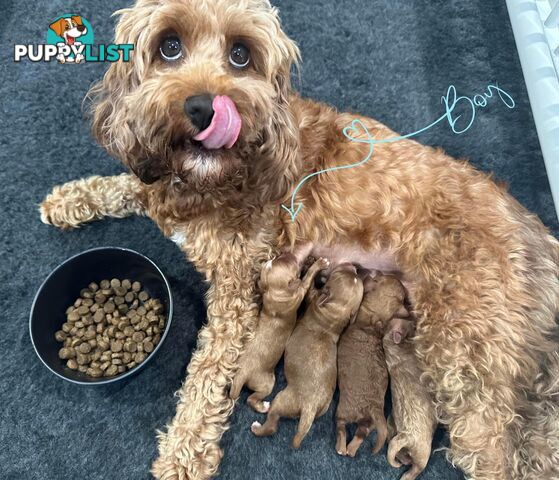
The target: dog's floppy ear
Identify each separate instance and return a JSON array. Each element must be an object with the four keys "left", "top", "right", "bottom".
[
  {"left": 88, "top": 5, "right": 160, "bottom": 182},
  {"left": 317, "top": 288, "right": 331, "bottom": 307},
  {"left": 49, "top": 18, "right": 66, "bottom": 37},
  {"left": 71, "top": 16, "right": 84, "bottom": 26}
]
